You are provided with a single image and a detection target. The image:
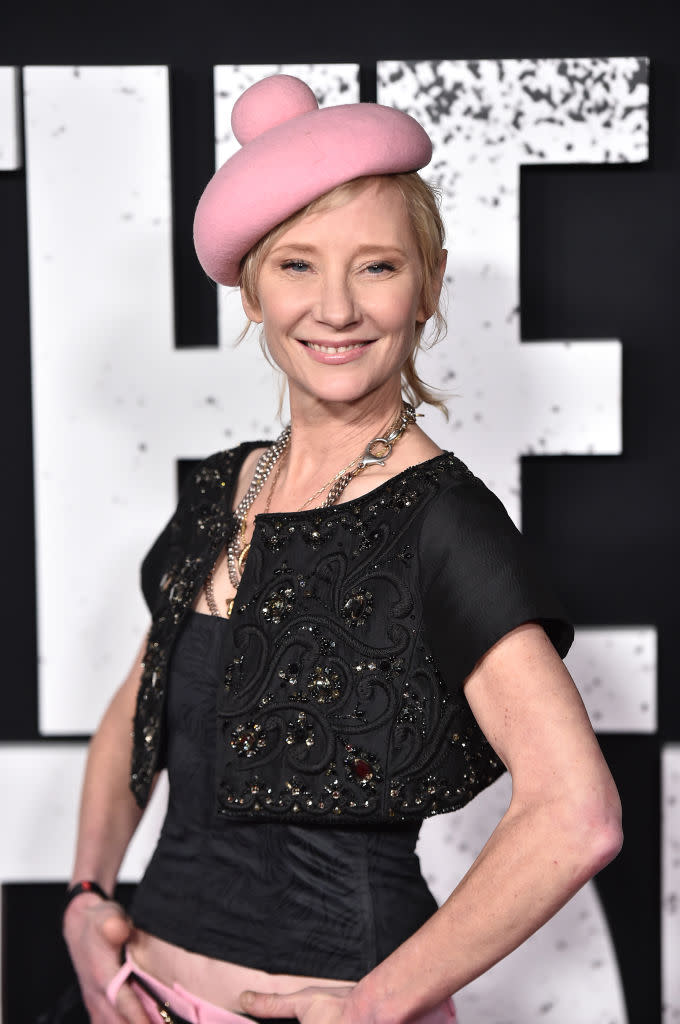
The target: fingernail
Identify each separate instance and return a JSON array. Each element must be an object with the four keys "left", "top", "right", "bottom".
[{"left": 240, "top": 991, "right": 254, "bottom": 1007}]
